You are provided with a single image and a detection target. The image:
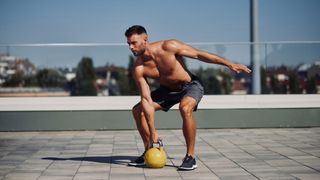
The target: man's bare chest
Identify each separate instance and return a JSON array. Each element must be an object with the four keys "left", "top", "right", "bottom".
[{"left": 143, "top": 59, "right": 176, "bottom": 78}]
